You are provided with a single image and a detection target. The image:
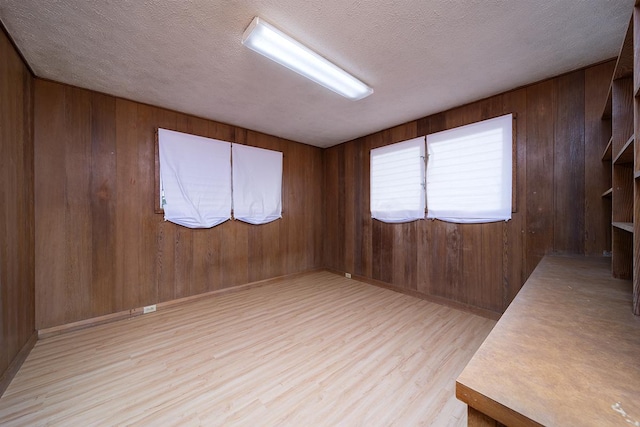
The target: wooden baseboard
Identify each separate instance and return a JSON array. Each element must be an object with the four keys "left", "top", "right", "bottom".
[
  {"left": 325, "top": 268, "right": 502, "bottom": 321},
  {"left": 0, "top": 331, "right": 38, "bottom": 398},
  {"left": 38, "top": 268, "right": 324, "bottom": 340}
]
